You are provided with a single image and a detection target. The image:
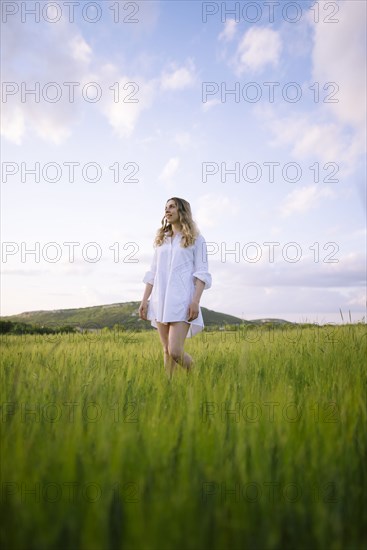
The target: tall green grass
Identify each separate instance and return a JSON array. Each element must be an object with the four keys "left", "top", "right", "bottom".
[{"left": 1, "top": 325, "right": 366, "bottom": 550}]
